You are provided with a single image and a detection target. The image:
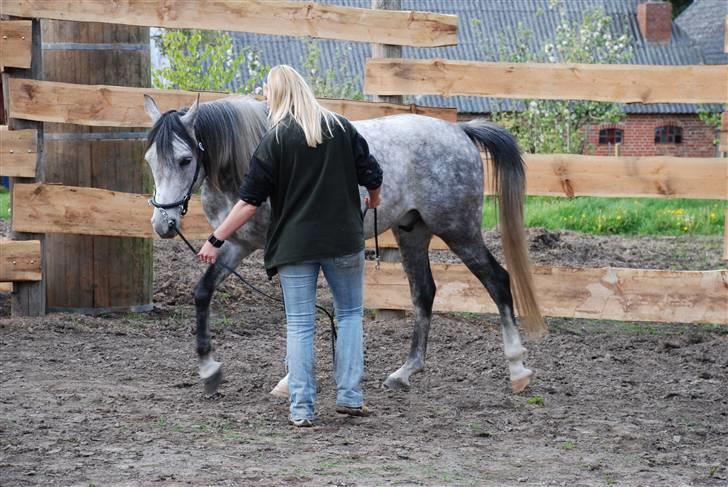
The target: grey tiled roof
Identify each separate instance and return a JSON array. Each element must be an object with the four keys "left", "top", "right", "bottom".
[
  {"left": 228, "top": 0, "right": 725, "bottom": 114},
  {"left": 675, "top": 0, "right": 728, "bottom": 65}
]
